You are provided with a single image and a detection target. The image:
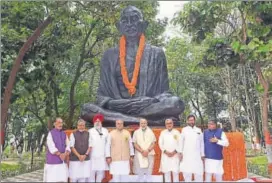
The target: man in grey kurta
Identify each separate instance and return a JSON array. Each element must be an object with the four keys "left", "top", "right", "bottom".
[{"left": 81, "top": 6, "right": 184, "bottom": 126}]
